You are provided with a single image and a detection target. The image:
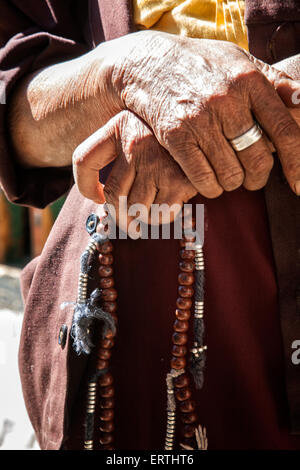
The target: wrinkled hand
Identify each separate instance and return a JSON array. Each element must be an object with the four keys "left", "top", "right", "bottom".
[
  {"left": 73, "top": 110, "right": 197, "bottom": 228},
  {"left": 105, "top": 31, "right": 300, "bottom": 196}
]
